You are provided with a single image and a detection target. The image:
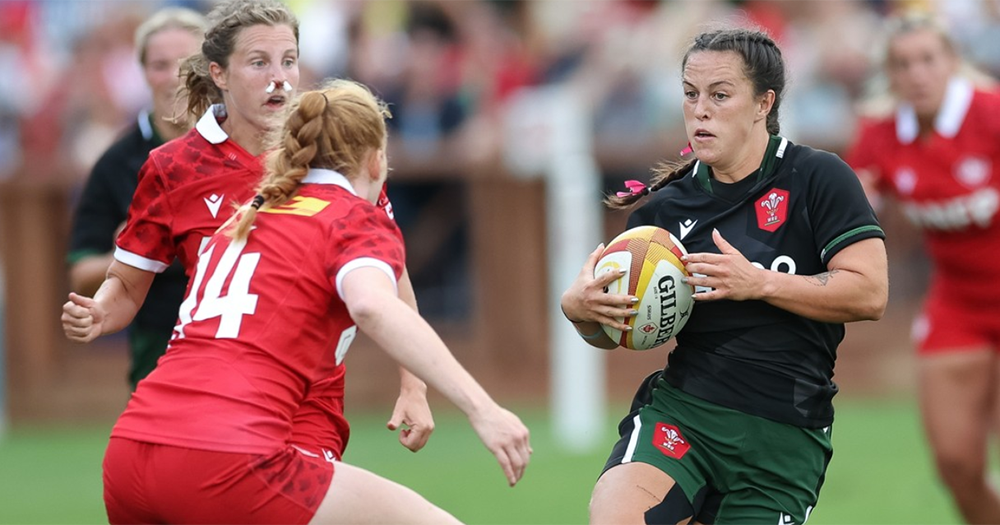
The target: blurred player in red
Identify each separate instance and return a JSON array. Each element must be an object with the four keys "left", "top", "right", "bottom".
[
  {"left": 67, "top": 7, "right": 206, "bottom": 390},
  {"left": 61, "top": 0, "right": 433, "bottom": 464},
  {"left": 847, "top": 12, "right": 1000, "bottom": 523},
  {"left": 82, "top": 80, "right": 531, "bottom": 524}
]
